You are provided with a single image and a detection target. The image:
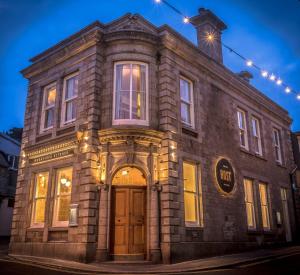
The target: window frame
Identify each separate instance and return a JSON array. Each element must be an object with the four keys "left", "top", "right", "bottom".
[
  {"left": 243, "top": 178, "right": 256, "bottom": 230},
  {"left": 273, "top": 128, "right": 282, "bottom": 164},
  {"left": 258, "top": 182, "right": 271, "bottom": 231},
  {"left": 52, "top": 167, "right": 73, "bottom": 228},
  {"left": 61, "top": 72, "right": 79, "bottom": 126},
  {"left": 112, "top": 61, "right": 149, "bottom": 126},
  {"left": 30, "top": 172, "right": 49, "bottom": 228},
  {"left": 251, "top": 116, "right": 263, "bottom": 156},
  {"left": 237, "top": 108, "right": 249, "bottom": 150},
  {"left": 180, "top": 76, "right": 195, "bottom": 129},
  {"left": 183, "top": 161, "right": 203, "bottom": 227},
  {"left": 40, "top": 82, "right": 56, "bottom": 133}
]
